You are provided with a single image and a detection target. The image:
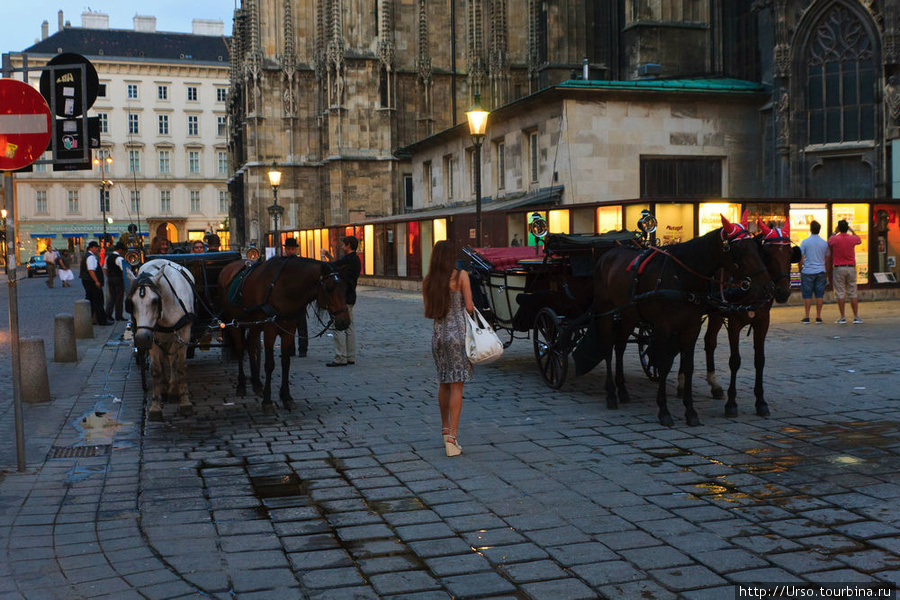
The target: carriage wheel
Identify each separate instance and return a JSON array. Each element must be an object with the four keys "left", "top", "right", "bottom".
[
  {"left": 637, "top": 325, "right": 659, "bottom": 381},
  {"left": 533, "top": 308, "right": 568, "bottom": 389}
]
